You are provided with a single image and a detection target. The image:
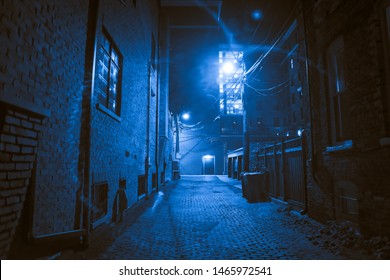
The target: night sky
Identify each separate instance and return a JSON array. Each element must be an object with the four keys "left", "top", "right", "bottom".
[
  {"left": 168, "top": 0, "right": 297, "bottom": 127},
  {"left": 169, "top": 28, "right": 220, "bottom": 125}
]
